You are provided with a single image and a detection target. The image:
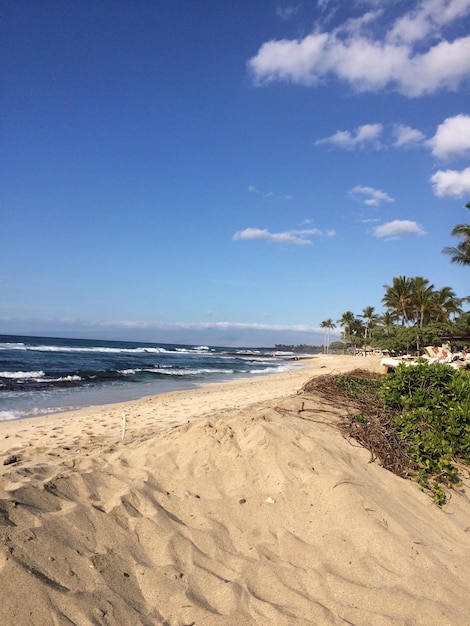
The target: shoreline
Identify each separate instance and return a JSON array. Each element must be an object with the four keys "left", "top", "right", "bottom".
[
  {"left": 0, "top": 335, "right": 303, "bottom": 424},
  {"left": 0, "top": 354, "right": 378, "bottom": 456},
  {"left": 0, "top": 350, "right": 306, "bottom": 425}
]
